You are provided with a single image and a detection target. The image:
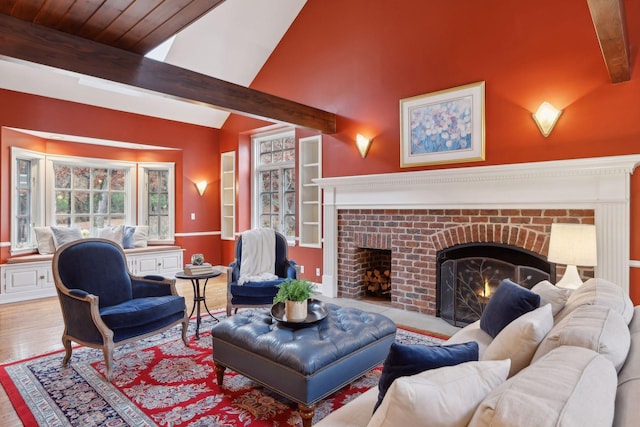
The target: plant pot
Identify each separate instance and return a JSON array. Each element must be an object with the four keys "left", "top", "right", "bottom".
[{"left": 285, "top": 300, "right": 308, "bottom": 322}]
